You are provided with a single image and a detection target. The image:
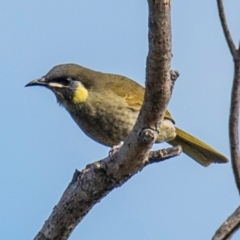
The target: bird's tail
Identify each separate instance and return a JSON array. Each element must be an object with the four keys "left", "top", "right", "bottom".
[{"left": 168, "top": 127, "right": 228, "bottom": 166}]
